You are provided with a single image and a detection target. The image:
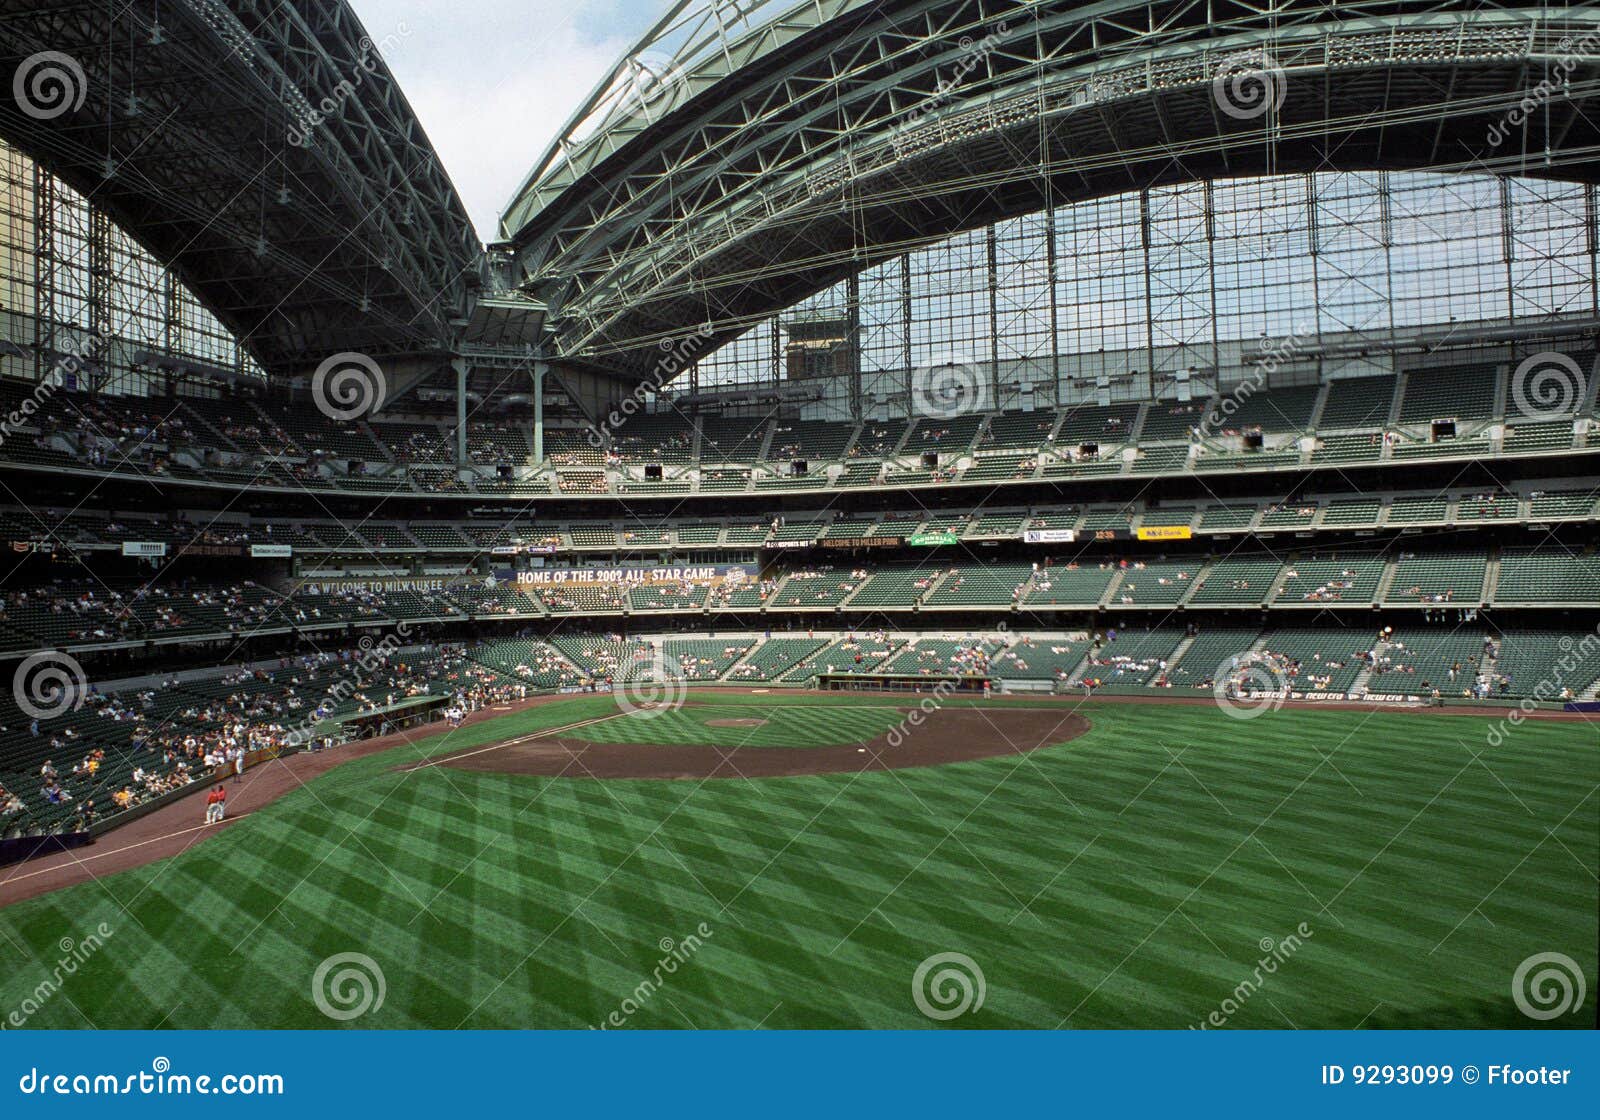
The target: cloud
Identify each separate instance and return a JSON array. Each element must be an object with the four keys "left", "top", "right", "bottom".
[{"left": 348, "top": 0, "right": 656, "bottom": 240}]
